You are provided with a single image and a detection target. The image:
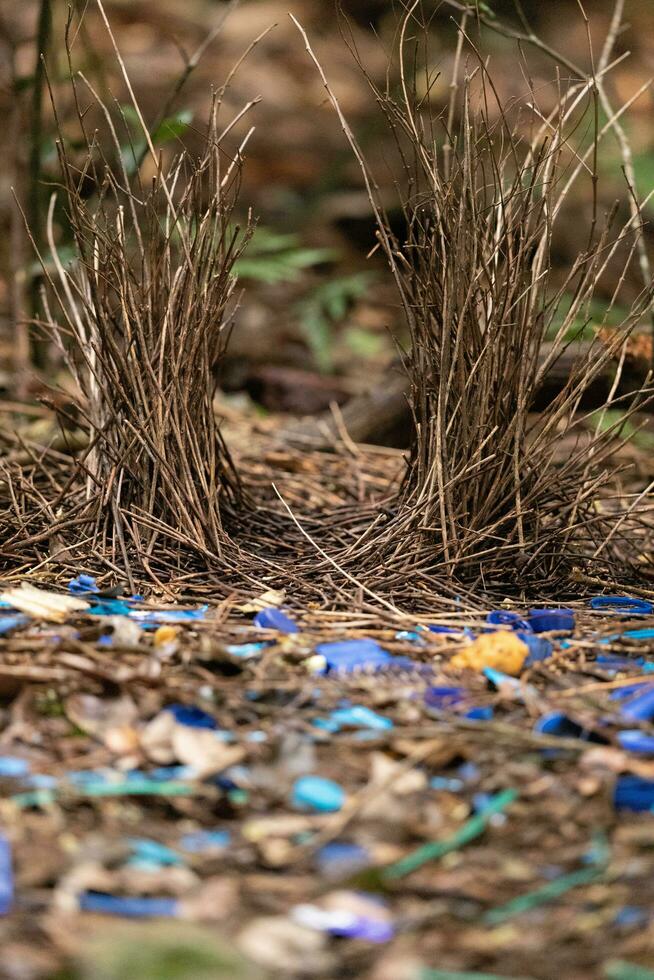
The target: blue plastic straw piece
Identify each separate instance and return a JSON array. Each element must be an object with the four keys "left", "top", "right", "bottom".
[
  {"left": 78, "top": 891, "right": 179, "bottom": 918},
  {"left": 0, "top": 835, "right": 13, "bottom": 915},
  {"left": 590, "top": 596, "right": 654, "bottom": 615}
]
